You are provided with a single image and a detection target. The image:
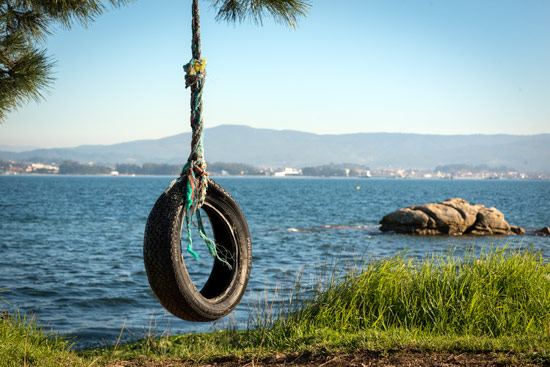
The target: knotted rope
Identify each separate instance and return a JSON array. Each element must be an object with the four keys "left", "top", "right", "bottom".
[{"left": 179, "top": 0, "right": 226, "bottom": 265}]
